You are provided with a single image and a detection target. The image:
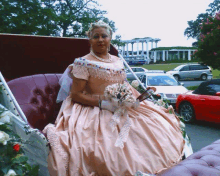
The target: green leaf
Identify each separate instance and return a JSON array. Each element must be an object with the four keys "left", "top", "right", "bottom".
[{"left": 12, "top": 155, "right": 28, "bottom": 164}]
